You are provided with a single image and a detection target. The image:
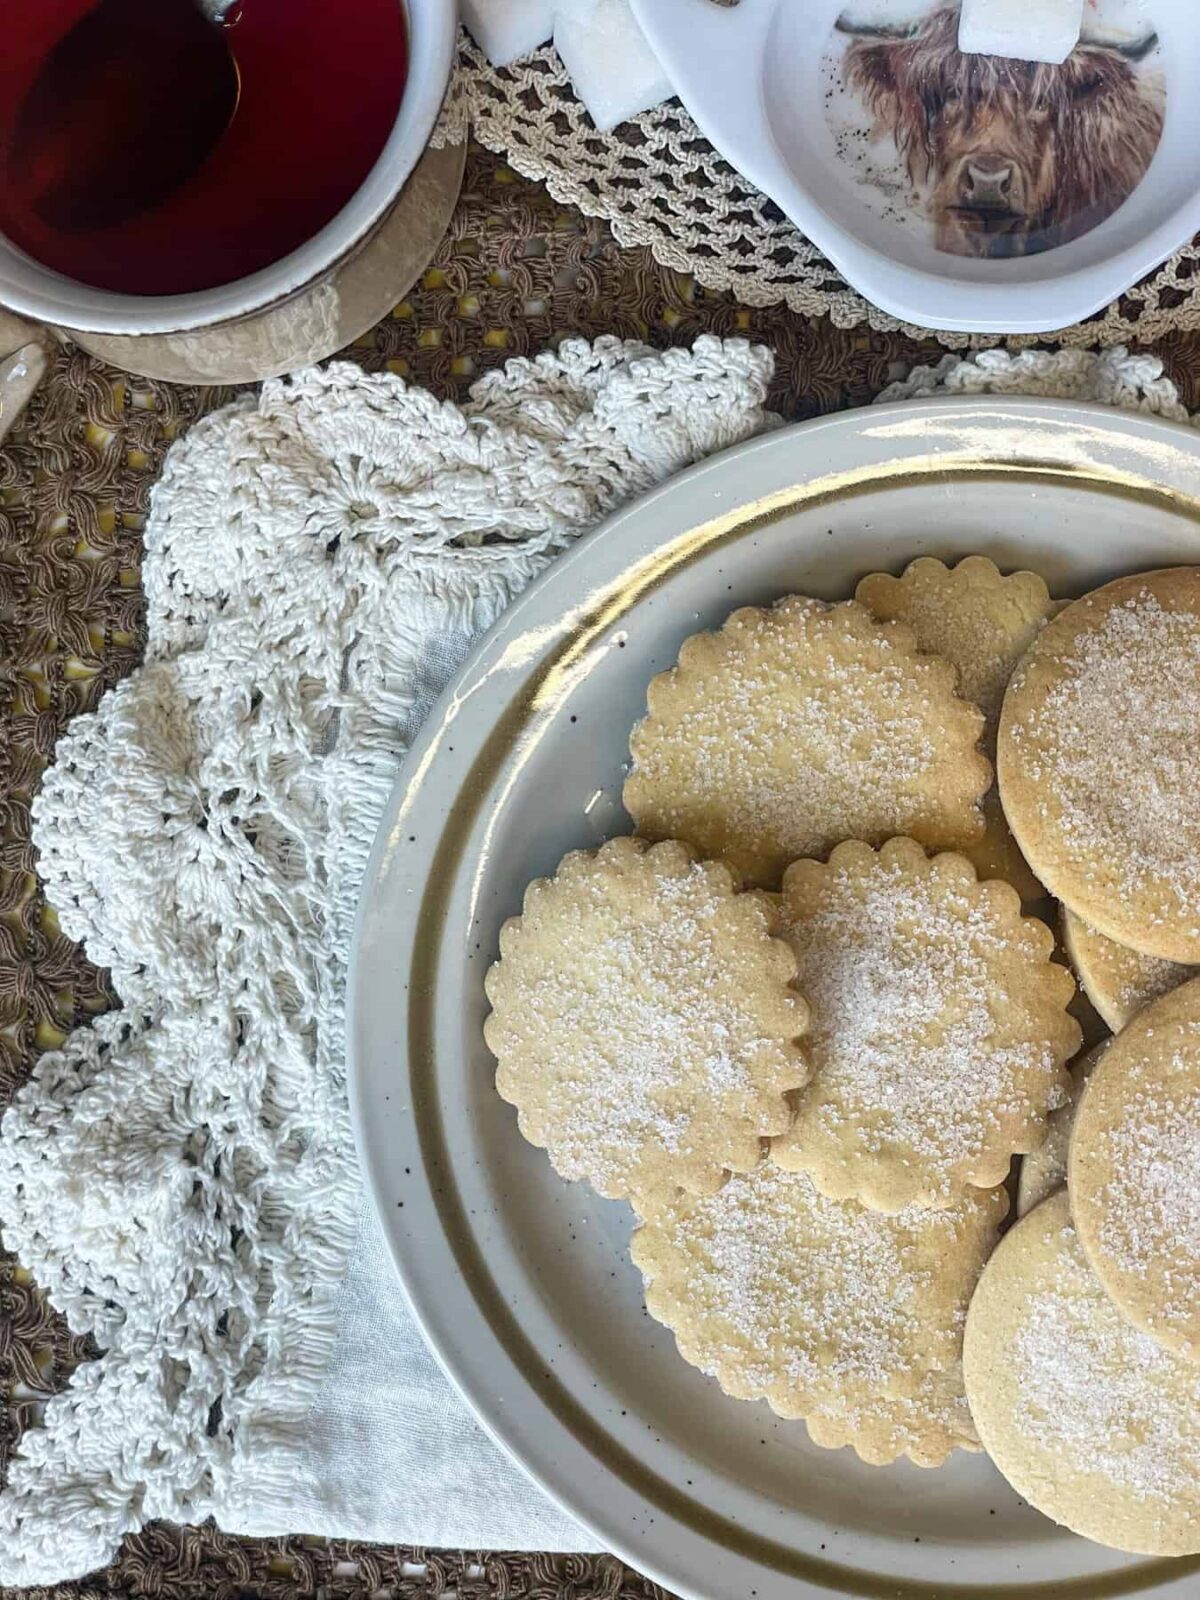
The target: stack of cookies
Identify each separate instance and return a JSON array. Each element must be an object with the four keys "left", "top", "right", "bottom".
[{"left": 483, "top": 558, "right": 1200, "bottom": 1556}]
